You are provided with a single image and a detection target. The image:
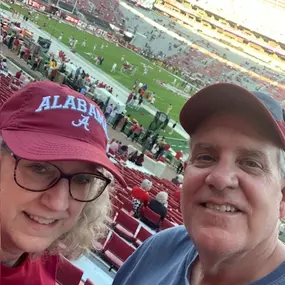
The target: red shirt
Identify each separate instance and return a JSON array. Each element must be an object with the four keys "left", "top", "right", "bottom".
[
  {"left": 1, "top": 253, "right": 59, "bottom": 285},
  {"left": 163, "top": 144, "right": 170, "bottom": 151},
  {"left": 13, "top": 39, "right": 20, "bottom": 47},
  {"left": 15, "top": 71, "right": 21, "bottom": 79},
  {"left": 174, "top": 190, "right": 180, "bottom": 202},
  {"left": 175, "top": 151, "right": 182, "bottom": 160},
  {"left": 130, "top": 186, "right": 149, "bottom": 205}
]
